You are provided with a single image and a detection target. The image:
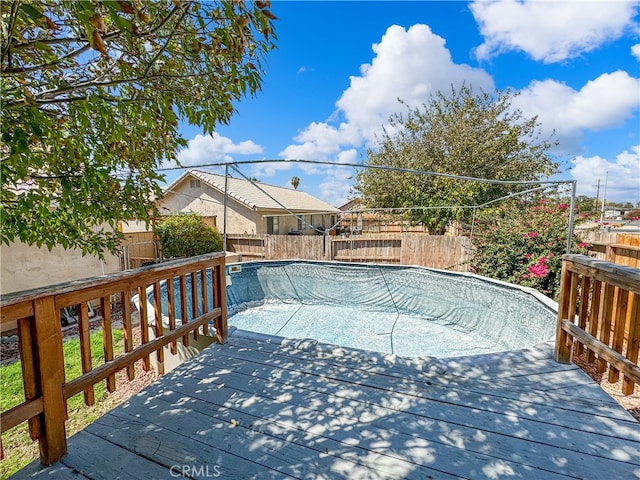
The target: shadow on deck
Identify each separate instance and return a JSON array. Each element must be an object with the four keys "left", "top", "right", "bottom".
[{"left": 14, "top": 329, "right": 640, "bottom": 480}]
